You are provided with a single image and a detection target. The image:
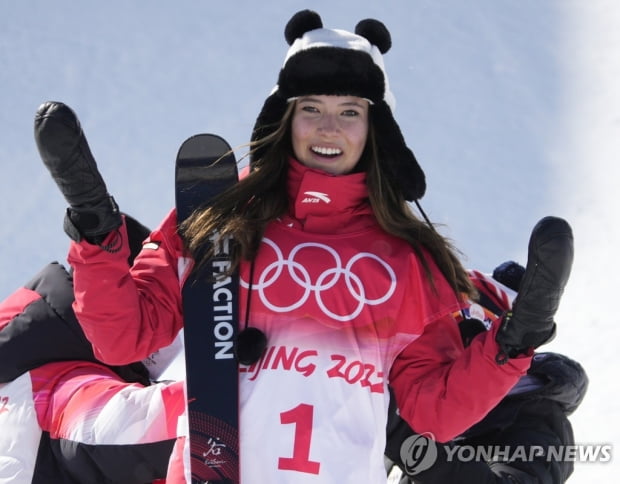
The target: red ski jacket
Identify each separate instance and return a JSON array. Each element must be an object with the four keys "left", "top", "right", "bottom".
[{"left": 67, "top": 159, "right": 531, "bottom": 482}]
